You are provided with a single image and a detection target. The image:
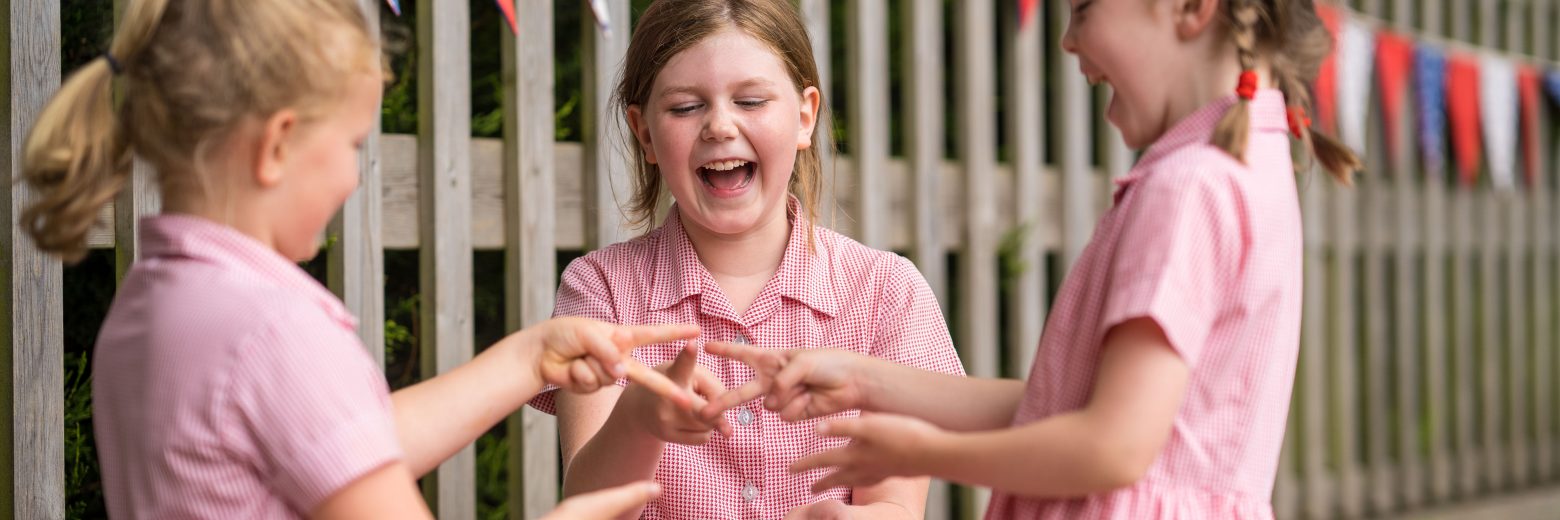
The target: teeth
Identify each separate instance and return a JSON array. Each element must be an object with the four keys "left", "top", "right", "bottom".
[{"left": 702, "top": 159, "right": 749, "bottom": 171}]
